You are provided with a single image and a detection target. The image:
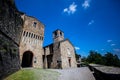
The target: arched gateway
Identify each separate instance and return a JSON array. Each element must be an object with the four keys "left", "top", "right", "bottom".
[{"left": 21, "top": 51, "right": 33, "bottom": 67}]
